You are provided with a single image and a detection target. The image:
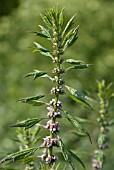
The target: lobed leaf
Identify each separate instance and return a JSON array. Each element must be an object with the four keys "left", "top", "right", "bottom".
[
  {"left": 34, "top": 42, "right": 49, "bottom": 52},
  {"left": 68, "top": 150, "right": 85, "bottom": 169},
  {"left": 39, "top": 25, "right": 51, "bottom": 39},
  {"left": 31, "top": 31, "right": 49, "bottom": 38},
  {"left": 11, "top": 118, "right": 44, "bottom": 129},
  {"left": 66, "top": 64, "right": 92, "bottom": 71},
  {"left": 59, "top": 139, "right": 75, "bottom": 170},
  {"left": 24, "top": 70, "right": 48, "bottom": 80},
  {"left": 64, "top": 111, "right": 92, "bottom": 143},
  {"left": 0, "top": 148, "right": 38, "bottom": 164},
  {"left": 108, "top": 119, "right": 114, "bottom": 126},
  {"left": 17, "top": 95, "right": 45, "bottom": 103},
  {"left": 17, "top": 95, "right": 46, "bottom": 106},
  {"left": 65, "top": 85, "right": 92, "bottom": 108},
  {"left": 65, "top": 59, "right": 83, "bottom": 64},
  {"left": 41, "top": 13, "right": 52, "bottom": 29},
  {"left": 33, "top": 42, "right": 53, "bottom": 58}
]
